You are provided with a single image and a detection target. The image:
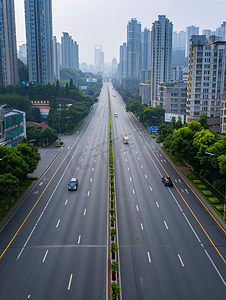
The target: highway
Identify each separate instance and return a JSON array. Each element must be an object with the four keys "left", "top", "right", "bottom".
[
  {"left": 109, "top": 82, "right": 226, "bottom": 299},
  {"left": 0, "top": 81, "right": 226, "bottom": 299},
  {"left": 0, "top": 83, "right": 109, "bottom": 299}
]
